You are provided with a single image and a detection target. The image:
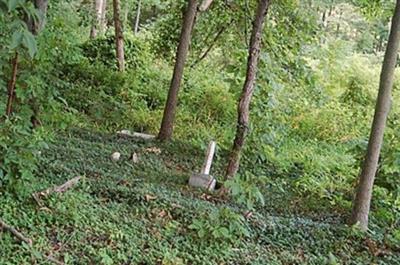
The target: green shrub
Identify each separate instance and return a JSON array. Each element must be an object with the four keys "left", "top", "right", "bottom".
[
  {"left": 189, "top": 207, "right": 249, "bottom": 243},
  {"left": 0, "top": 118, "right": 47, "bottom": 196},
  {"left": 81, "top": 32, "right": 153, "bottom": 70}
]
